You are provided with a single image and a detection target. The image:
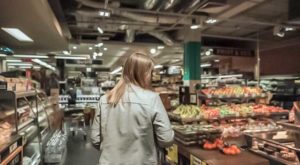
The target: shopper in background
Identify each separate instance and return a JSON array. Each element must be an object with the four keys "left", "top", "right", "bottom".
[{"left": 91, "top": 52, "right": 174, "bottom": 165}]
